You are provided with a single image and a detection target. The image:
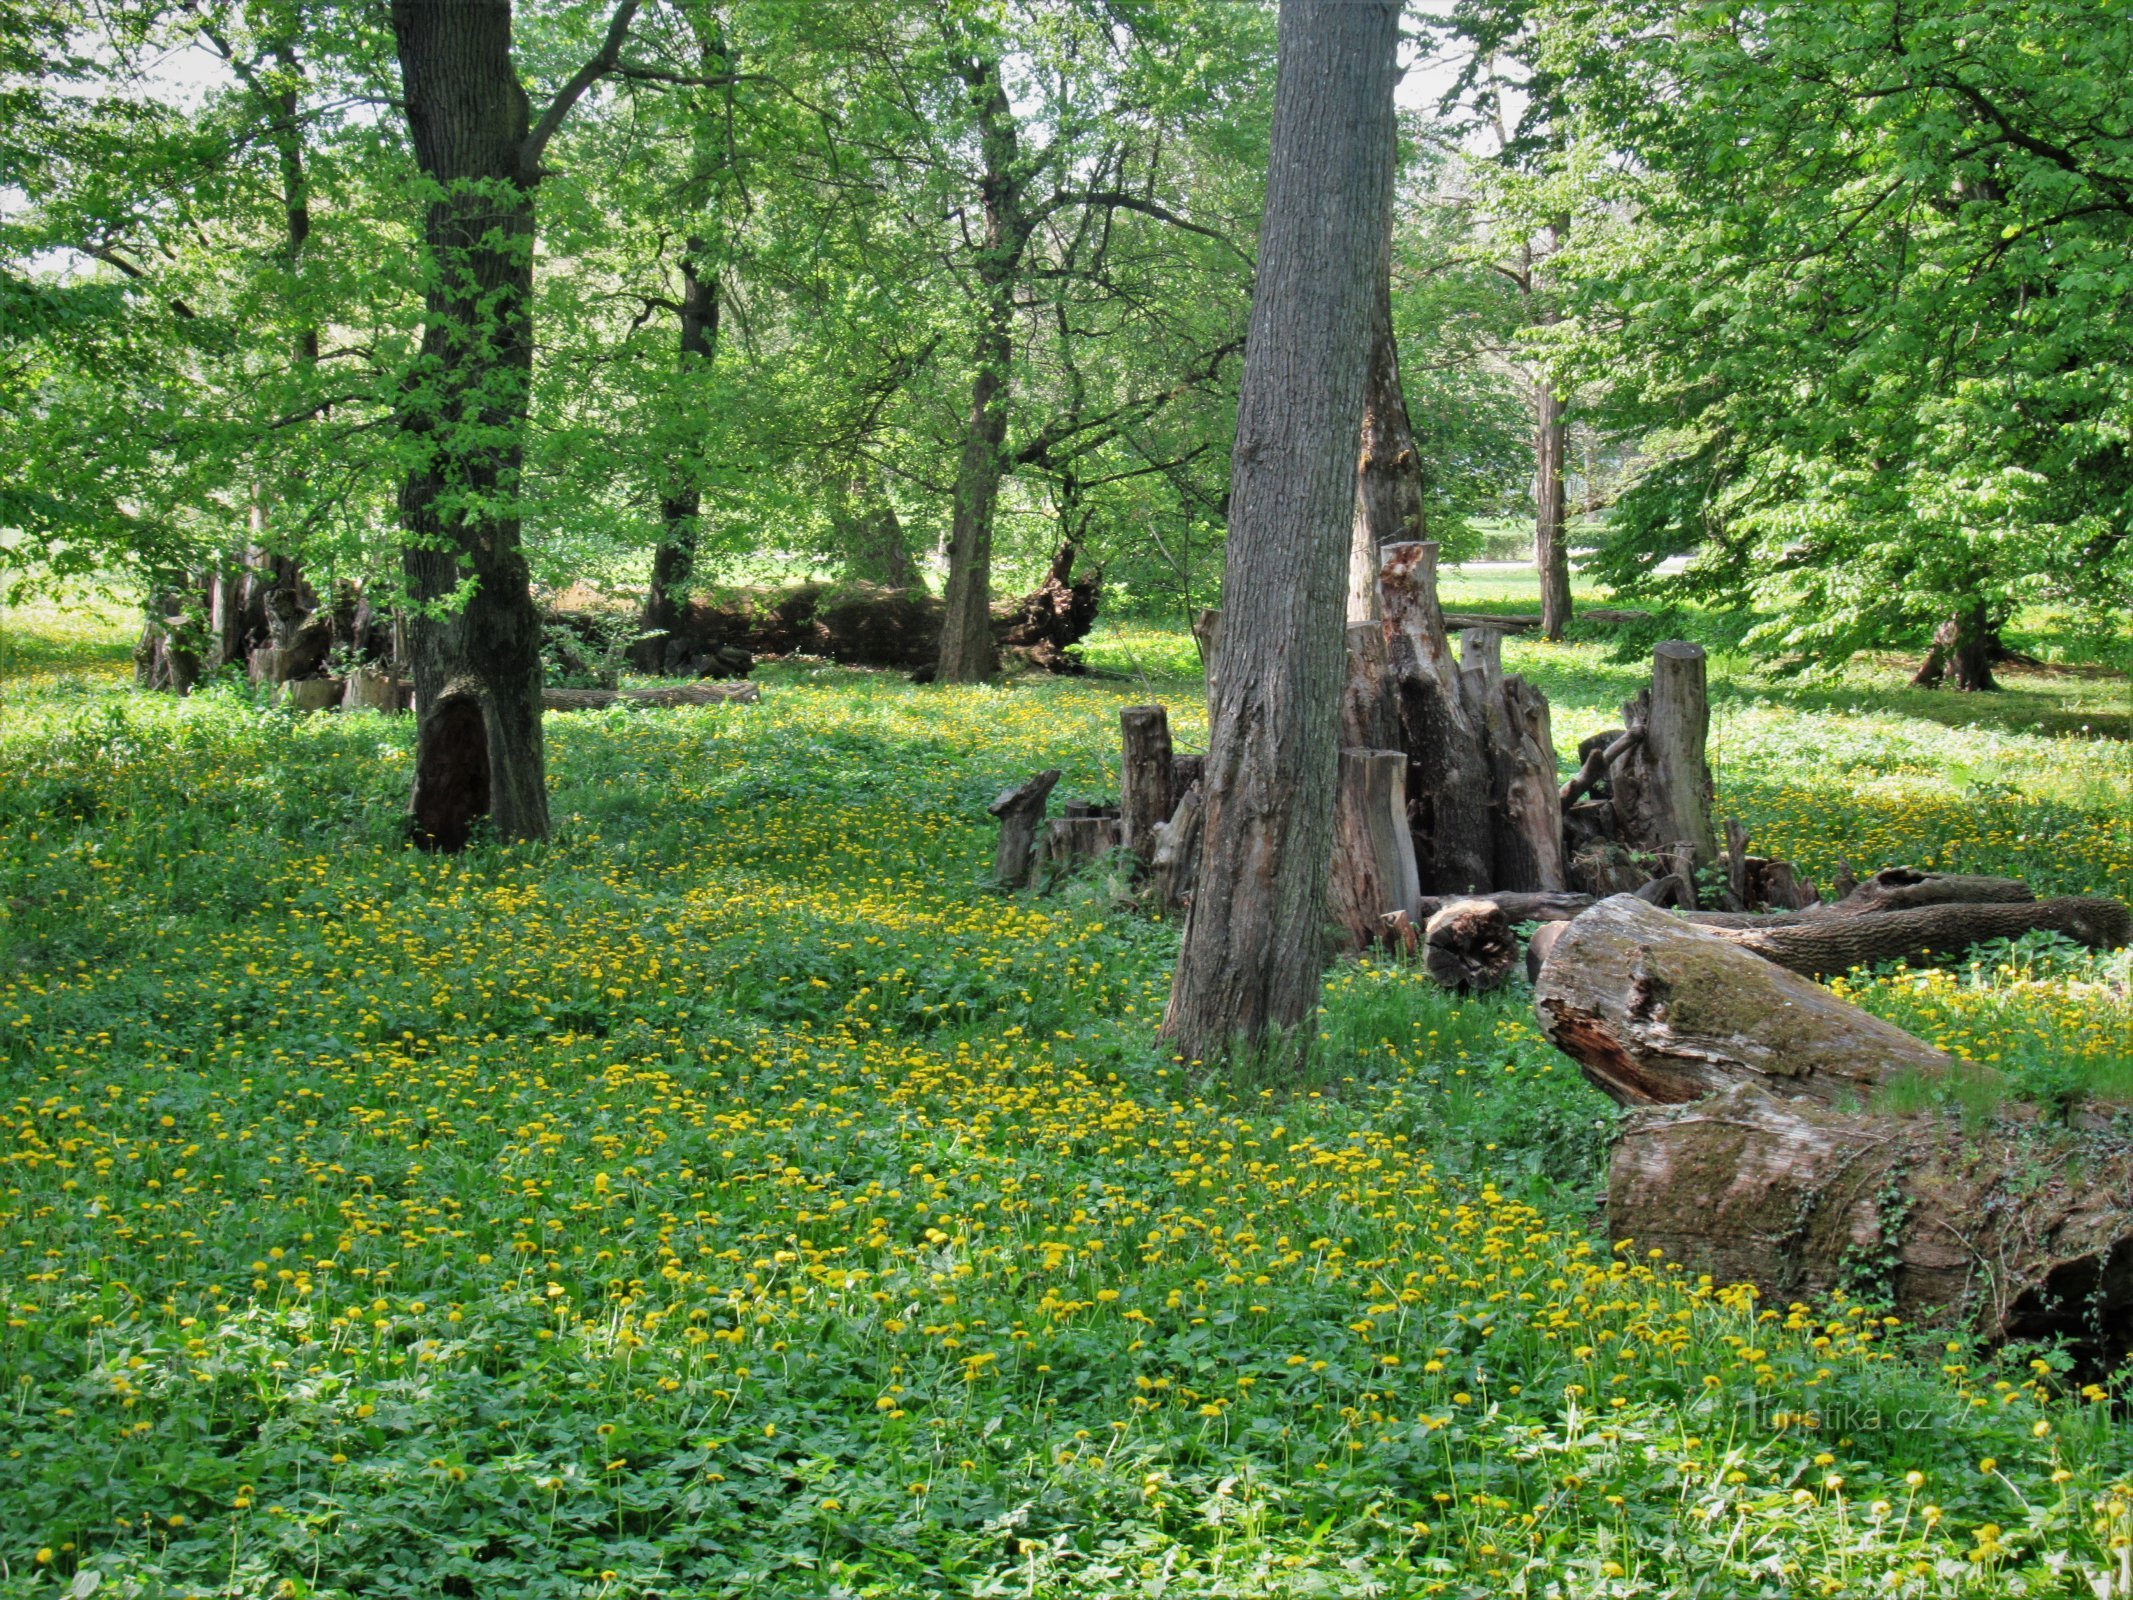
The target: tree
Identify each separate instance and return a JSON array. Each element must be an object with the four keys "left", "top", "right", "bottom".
[
  {"left": 1160, "top": 0, "right": 1399, "bottom": 1062},
  {"left": 1541, "top": 0, "right": 2133, "bottom": 678}
]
